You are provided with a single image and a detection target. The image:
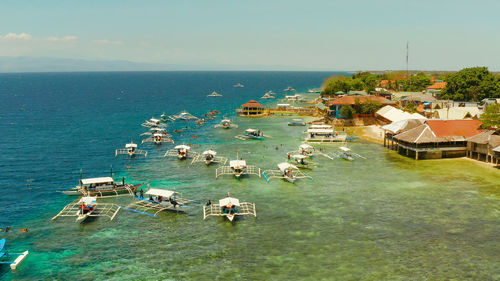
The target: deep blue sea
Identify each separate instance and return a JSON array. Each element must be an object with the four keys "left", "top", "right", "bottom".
[{"left": 0, "top": 71, "right": 498, "bottom": 280}]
